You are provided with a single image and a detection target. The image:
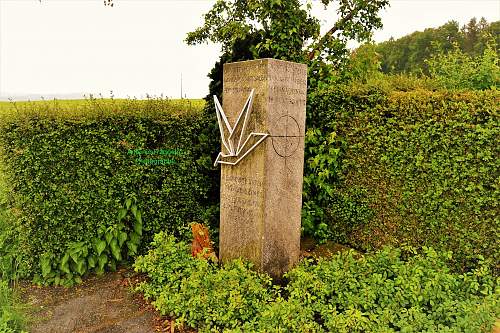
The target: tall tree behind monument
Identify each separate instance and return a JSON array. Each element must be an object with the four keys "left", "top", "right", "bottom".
[{"left": 186, "top": 1, "right": 389, "bottom": 233}]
